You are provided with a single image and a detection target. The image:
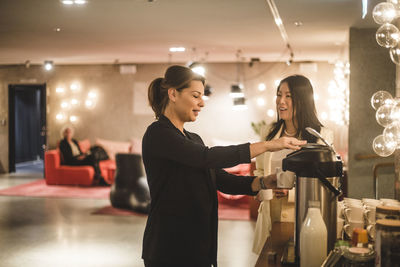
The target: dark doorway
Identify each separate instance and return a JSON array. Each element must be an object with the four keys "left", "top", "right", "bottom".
[{"left": 8, "top": 84, "right": 46, "bottom": 173}]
